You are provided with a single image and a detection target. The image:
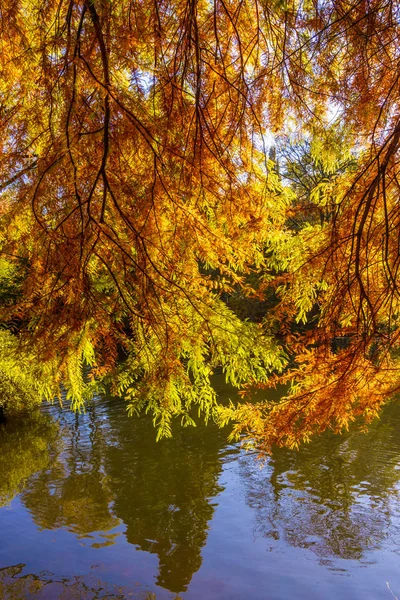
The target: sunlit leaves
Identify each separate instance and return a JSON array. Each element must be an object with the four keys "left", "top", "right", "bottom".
[{"left": 1, "top": 0, "right": 400, "bottom": 448}]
